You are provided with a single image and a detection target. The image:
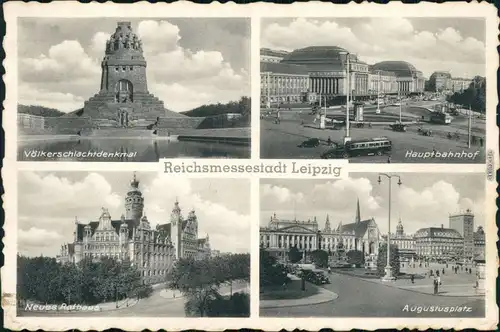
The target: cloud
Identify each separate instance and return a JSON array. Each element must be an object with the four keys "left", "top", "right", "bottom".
[
  {"left": 143, "top": 175, "right": 250, "bottom": 253},
  {"left": 18, "top": 172, "right": 122, "bottom": 231},
  {"left": 20, "top": 40, "right": 100, "bottom": 84},
  {"left": 18, "top": 172, "right": 250, "bottom": 257},
  {"left": 19, "top": 83, "right": 85, "bottom": 112},
  {"left": 261, "top": 184, "right": 305, "bottom": 204},
  {"left": 260, "top": 178, "right": 484, "bottom": 235},
  {"left": 19, "top": 228, "right": 63, "bottom": 248},
  {"left": 90, "top": 32, "right": 111, "bottom": 56},
  {"left": 18, "top": 20, "right": 249, "bottom": 112},
  {"left": 262, "top": 18, "right": 485, "bottom": 77}
]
